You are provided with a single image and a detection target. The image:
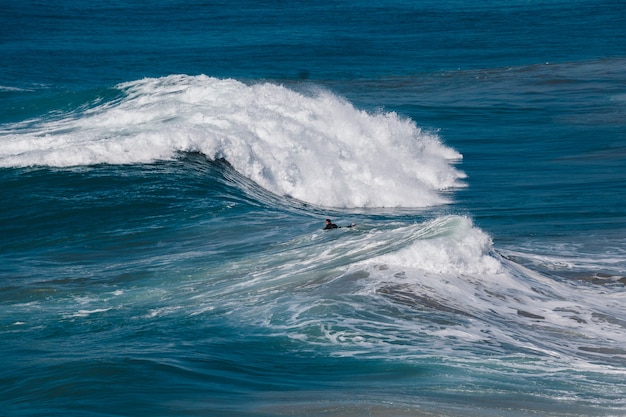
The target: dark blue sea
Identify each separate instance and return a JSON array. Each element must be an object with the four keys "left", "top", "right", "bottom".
[{"left": 2, "top": 1, "right": 626, "bottom": 416}]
